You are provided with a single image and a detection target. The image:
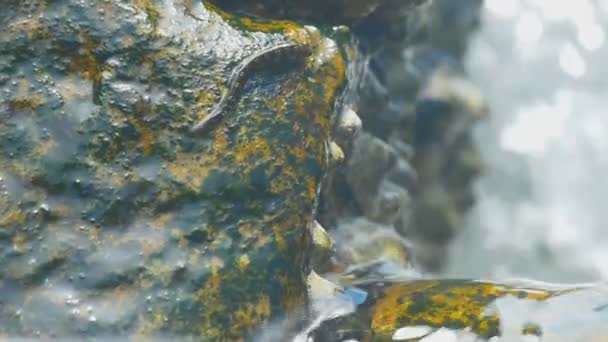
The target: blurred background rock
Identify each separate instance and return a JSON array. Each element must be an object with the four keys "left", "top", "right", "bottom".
[{"left": 318, "top": 0, "right": 487, "bottom": 272}]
